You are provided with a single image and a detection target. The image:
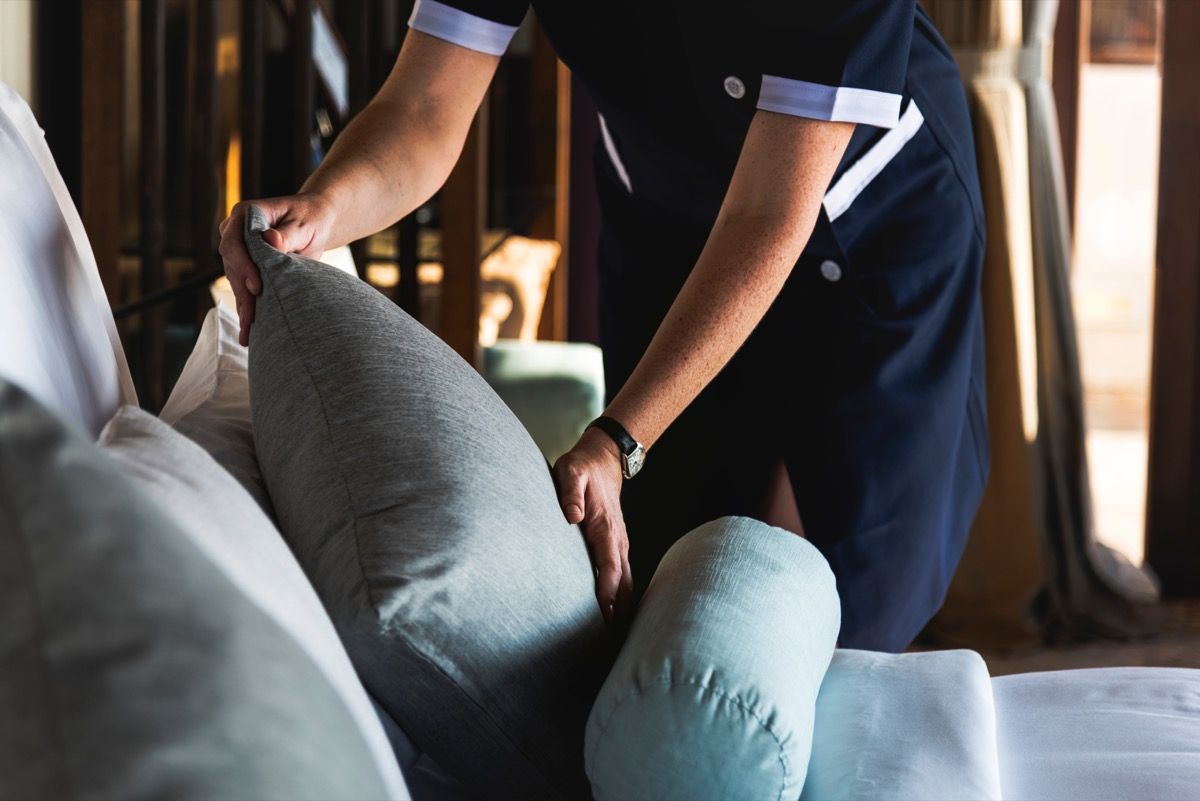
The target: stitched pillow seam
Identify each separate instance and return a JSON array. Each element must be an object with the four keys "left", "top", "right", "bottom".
[
  {"left": 381, "top": 626, "right": 565, "bottom": 797},
  {"left": 263, "top": 268, "right": 382, "bottom": 618},
  {"left": 589, "top": 675, "right": 791, "bottom": 801}
]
